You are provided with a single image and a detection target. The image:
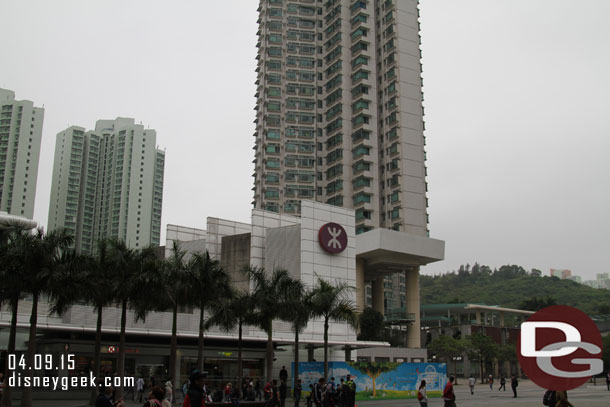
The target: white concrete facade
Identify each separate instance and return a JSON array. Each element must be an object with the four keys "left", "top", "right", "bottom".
[
  {"left": 0, "top": 88, "right": 44, "bottom": 219},
  {"left": 47, "top": 117, "right": 165, "bottom": 253}
]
